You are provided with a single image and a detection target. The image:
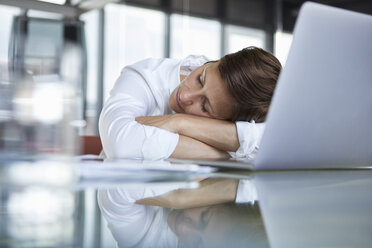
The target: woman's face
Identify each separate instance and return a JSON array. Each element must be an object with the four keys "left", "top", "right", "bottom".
[
  {"left": 167, "top": 206, "right": 234, "bottom": 247},
  {"left": 169, "top": 62, "right": 236, "bottom": 120}
]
